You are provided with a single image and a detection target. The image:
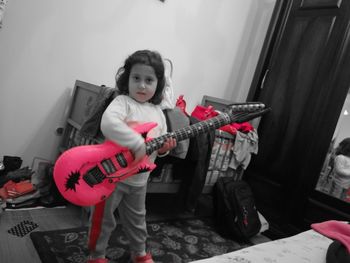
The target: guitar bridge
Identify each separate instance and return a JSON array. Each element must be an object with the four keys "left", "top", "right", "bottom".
[{"left": 83, "top": 166, "right": 106, "bottom": 187}]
